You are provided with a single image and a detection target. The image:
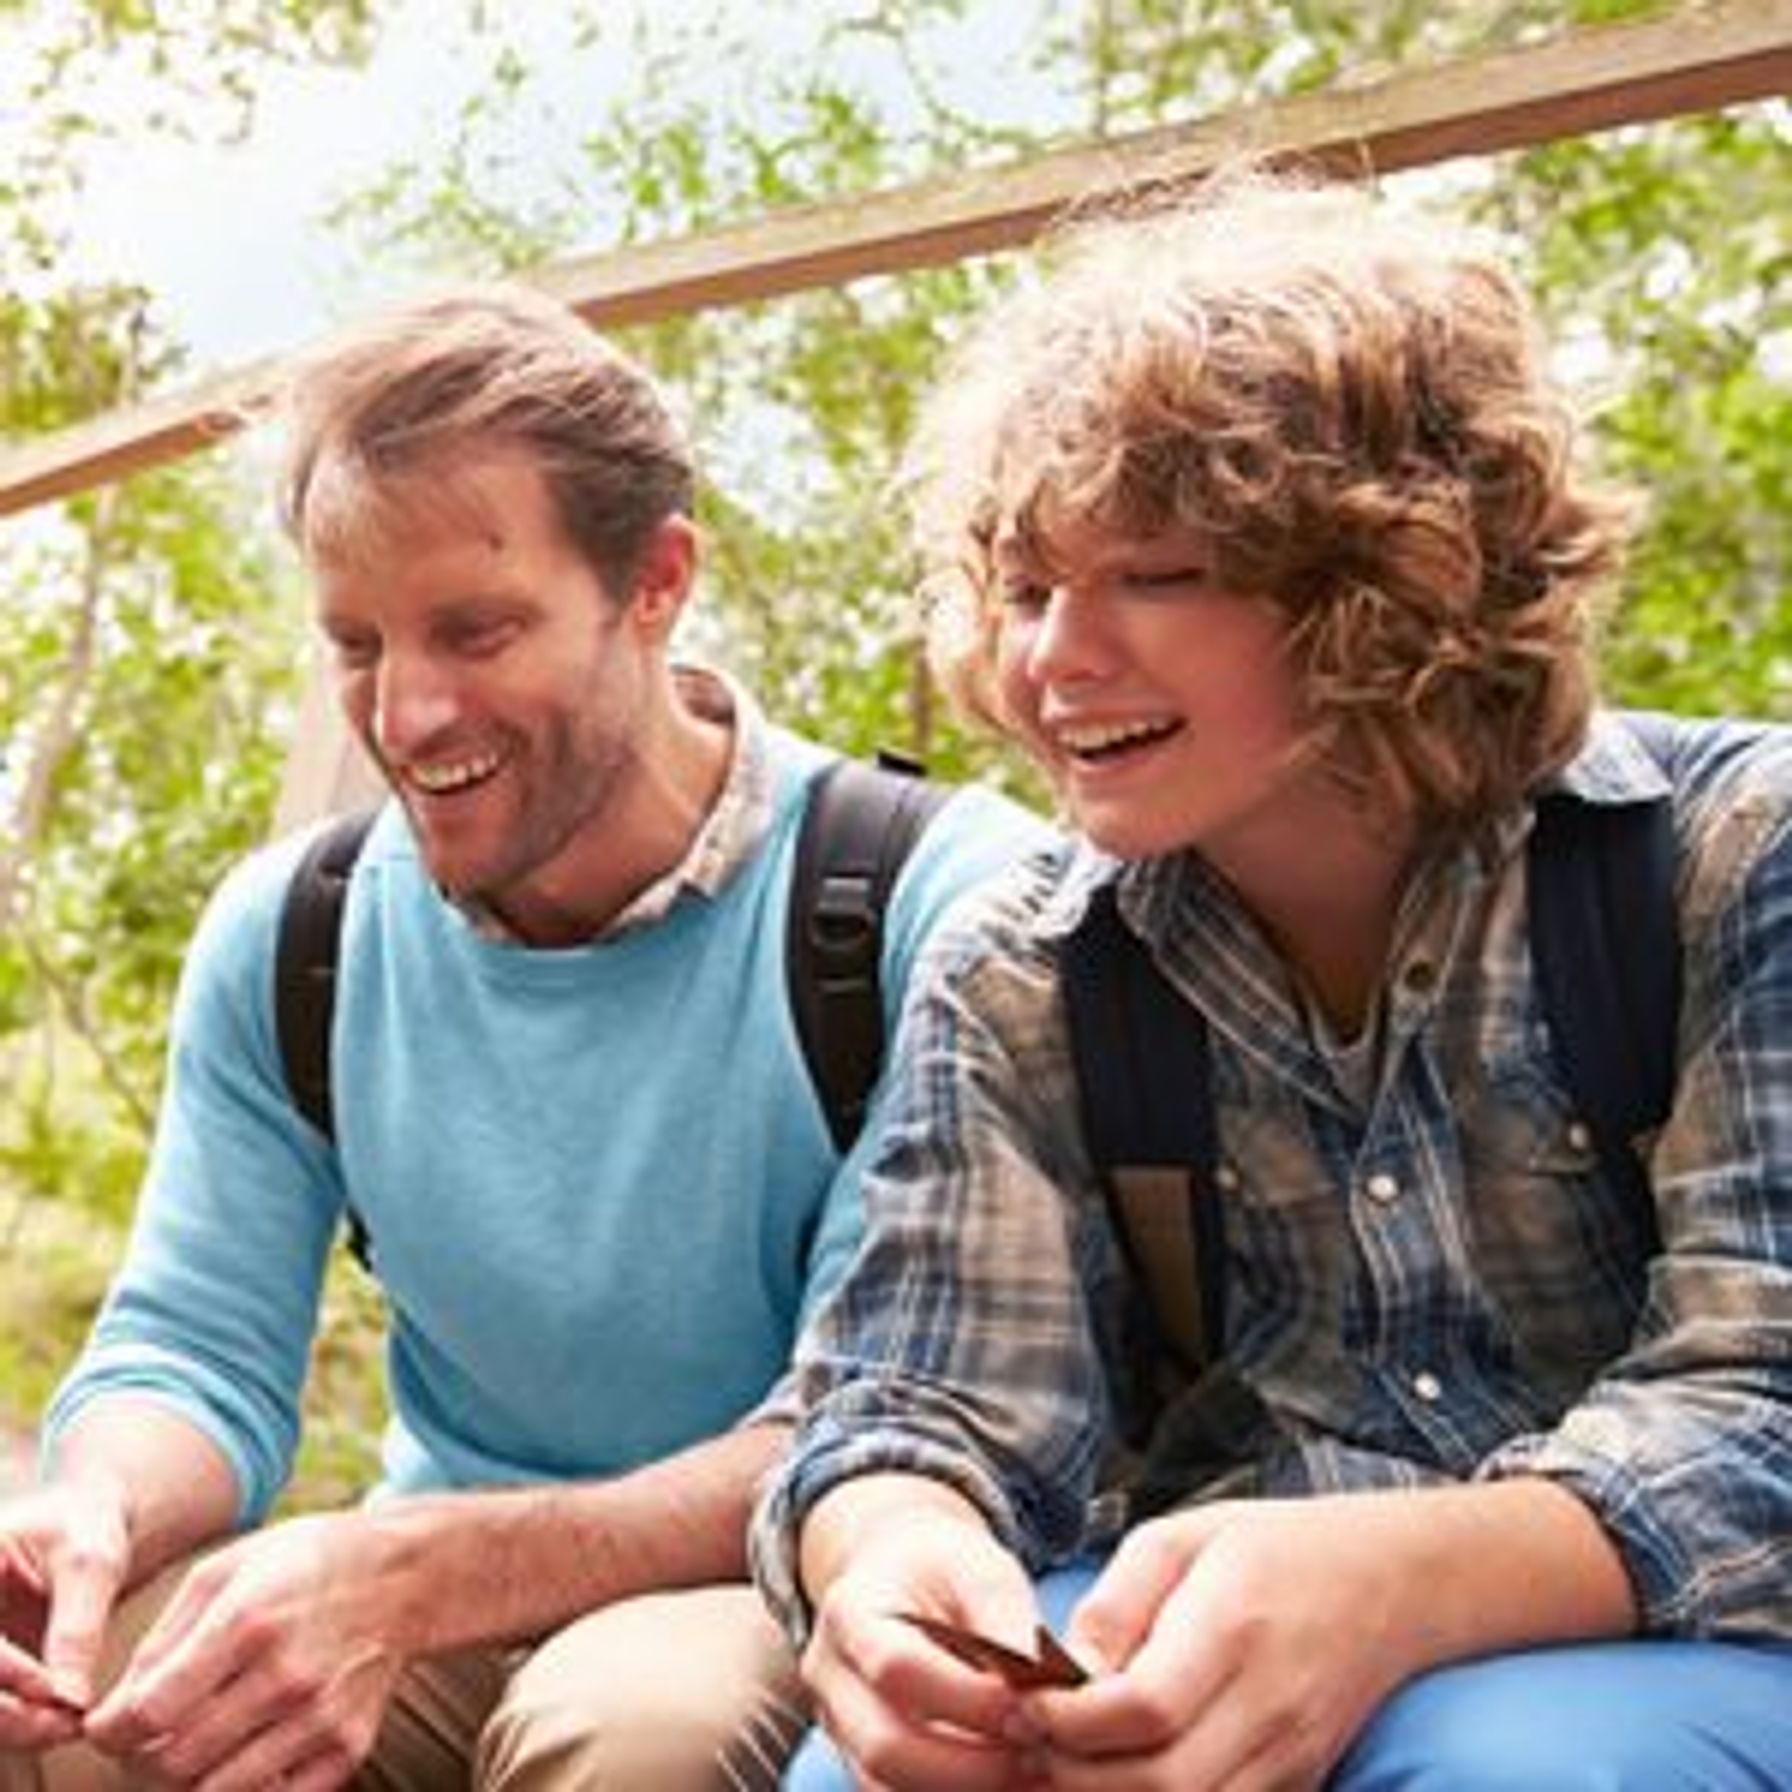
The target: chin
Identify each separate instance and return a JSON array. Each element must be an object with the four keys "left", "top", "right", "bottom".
[
  {"left": 406, "top": 825, "right": 491, "bottom": 899},
  {"left": 1064, "top": 798, "right": 1176, "bottom": 860}
]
